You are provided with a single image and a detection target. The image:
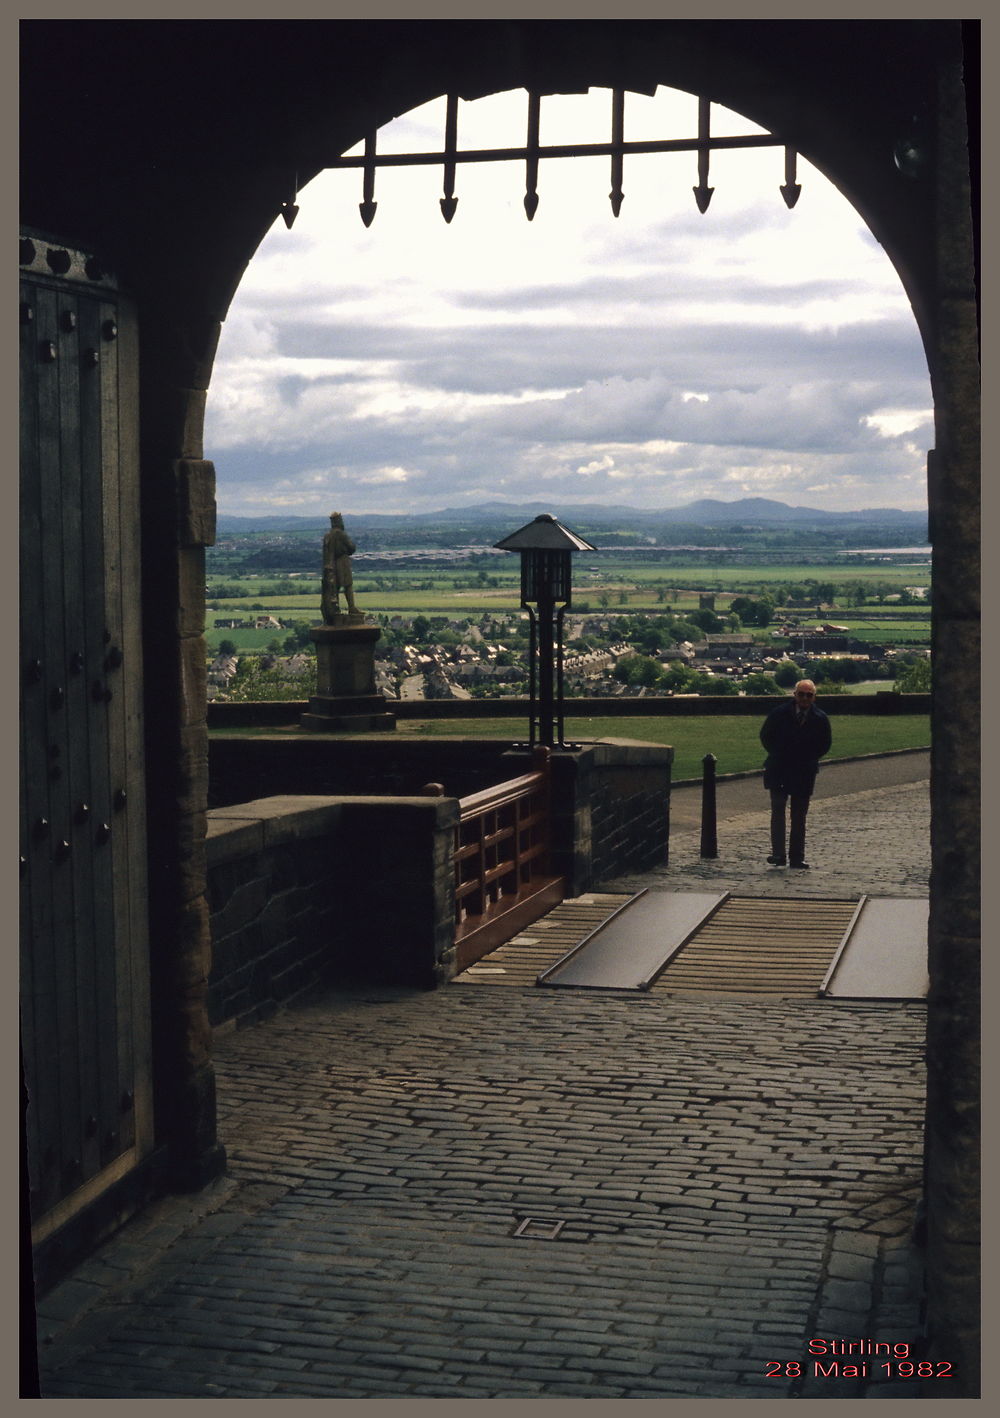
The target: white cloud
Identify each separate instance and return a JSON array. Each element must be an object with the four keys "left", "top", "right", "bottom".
[
  {"left": 205, "top": 85, "right": 932, "bottom": 516},
  {"left": 357, "top": 466, "right": 415, "bottom": 485}
]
